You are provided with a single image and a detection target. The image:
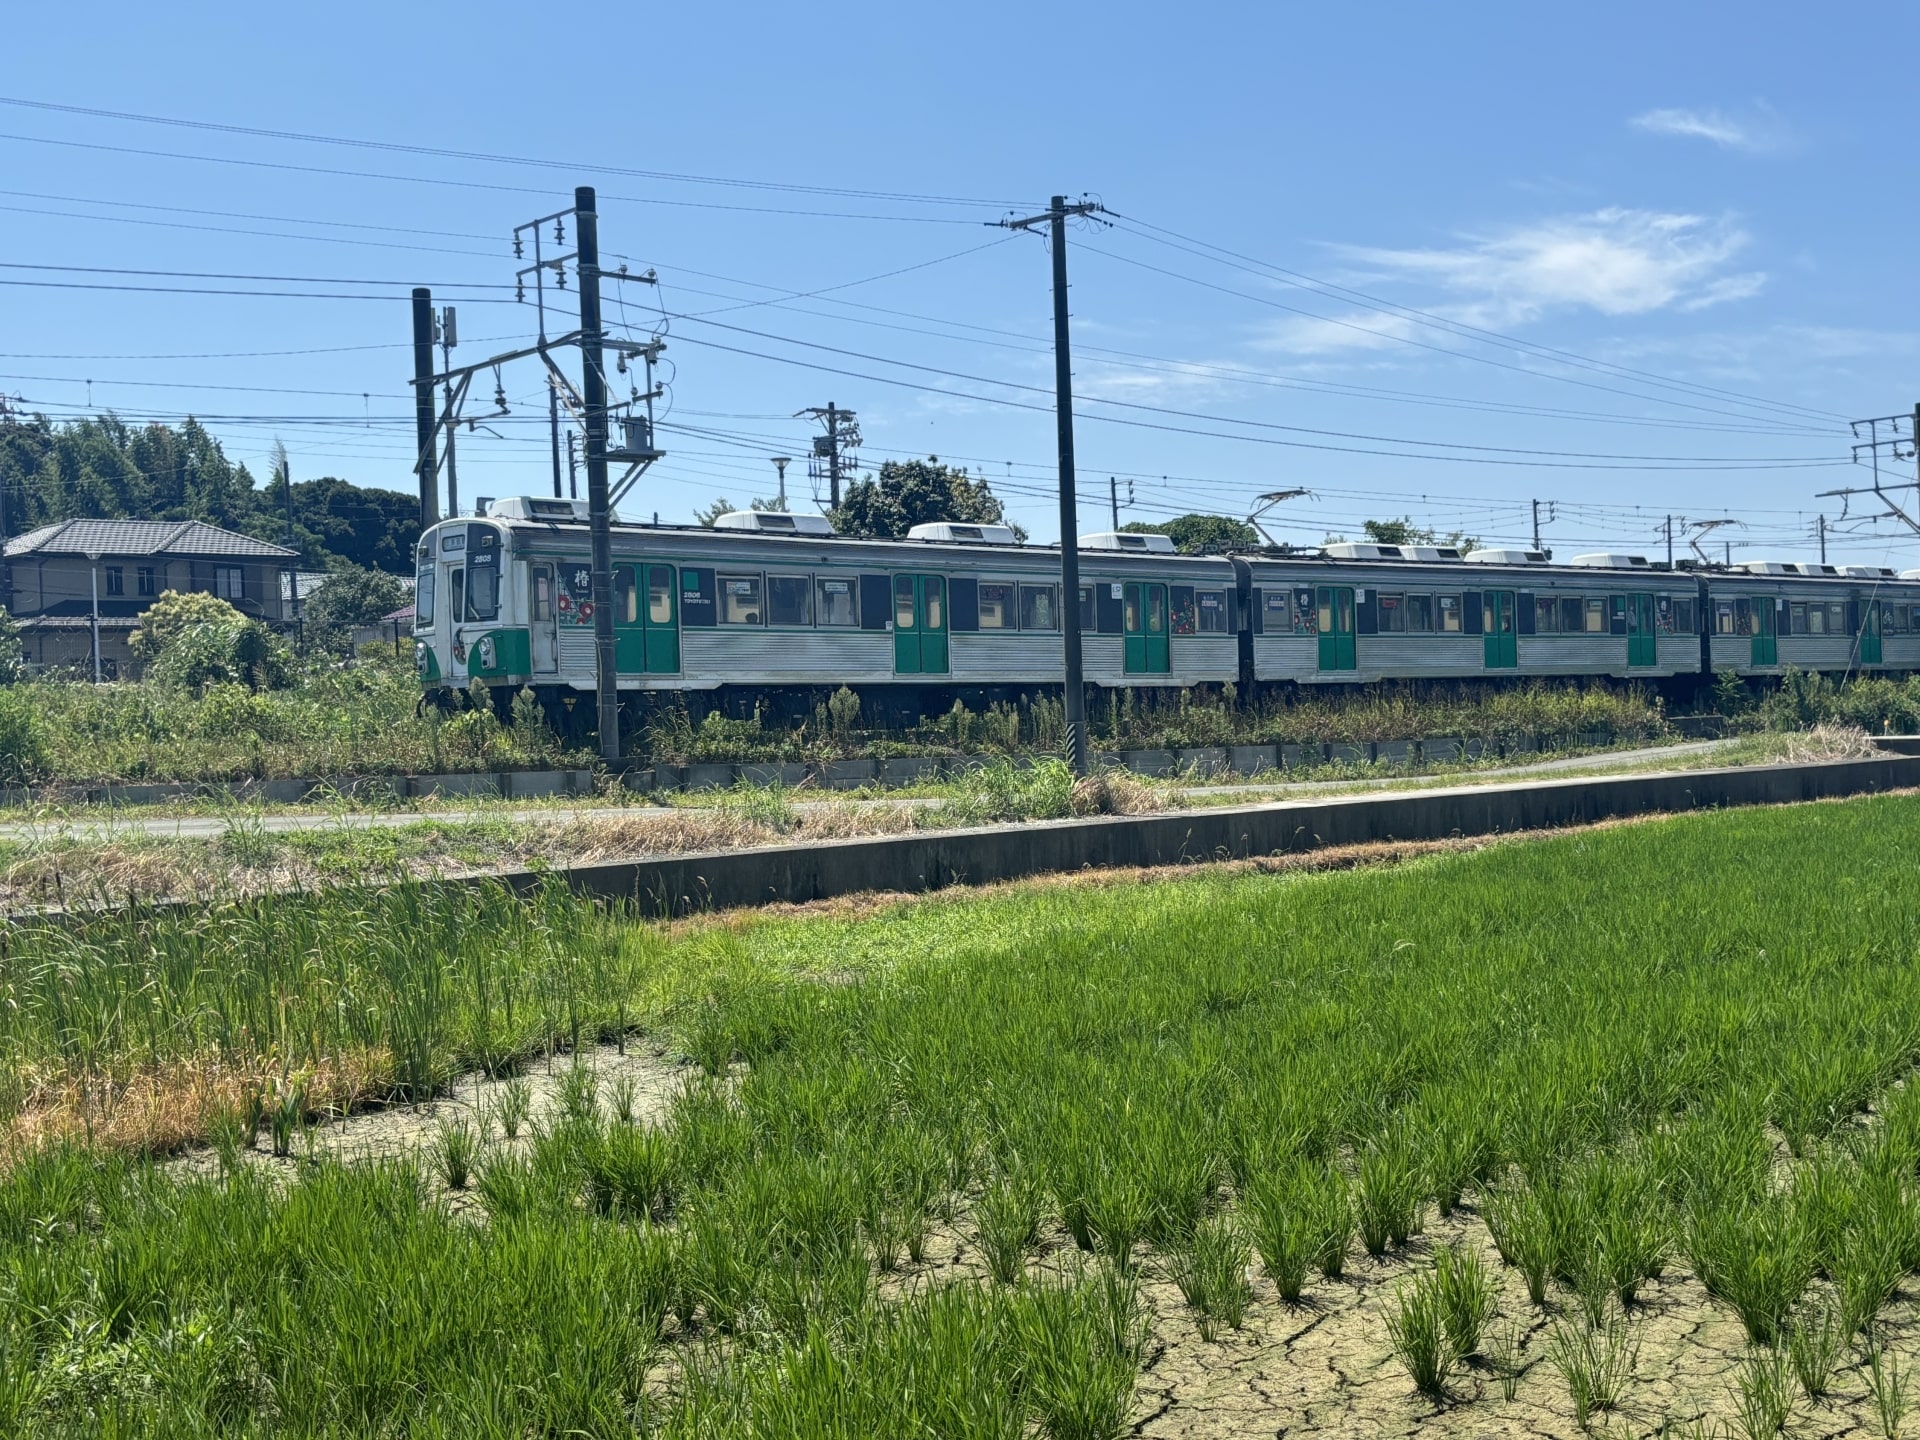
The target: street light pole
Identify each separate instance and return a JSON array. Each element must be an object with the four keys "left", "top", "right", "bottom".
[{"left": 87, "top": 553, "right": 101, "bottom": 683}]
